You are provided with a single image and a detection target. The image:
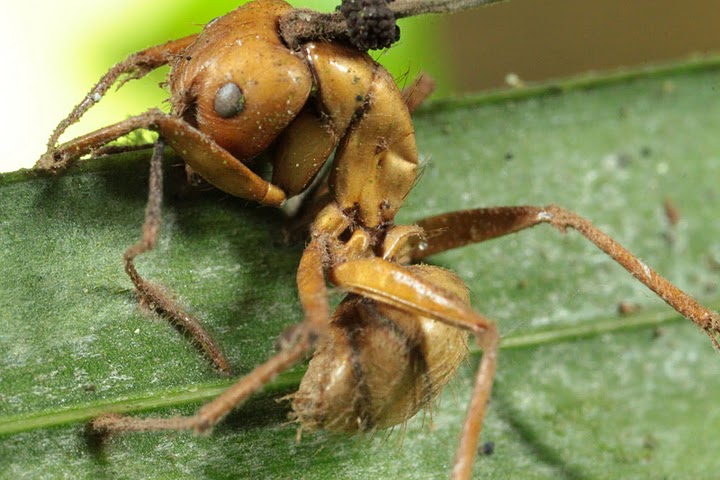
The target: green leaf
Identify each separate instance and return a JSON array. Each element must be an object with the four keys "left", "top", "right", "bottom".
[{"left": 2, "top": 57, "right": 720, "bottom": 479}]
